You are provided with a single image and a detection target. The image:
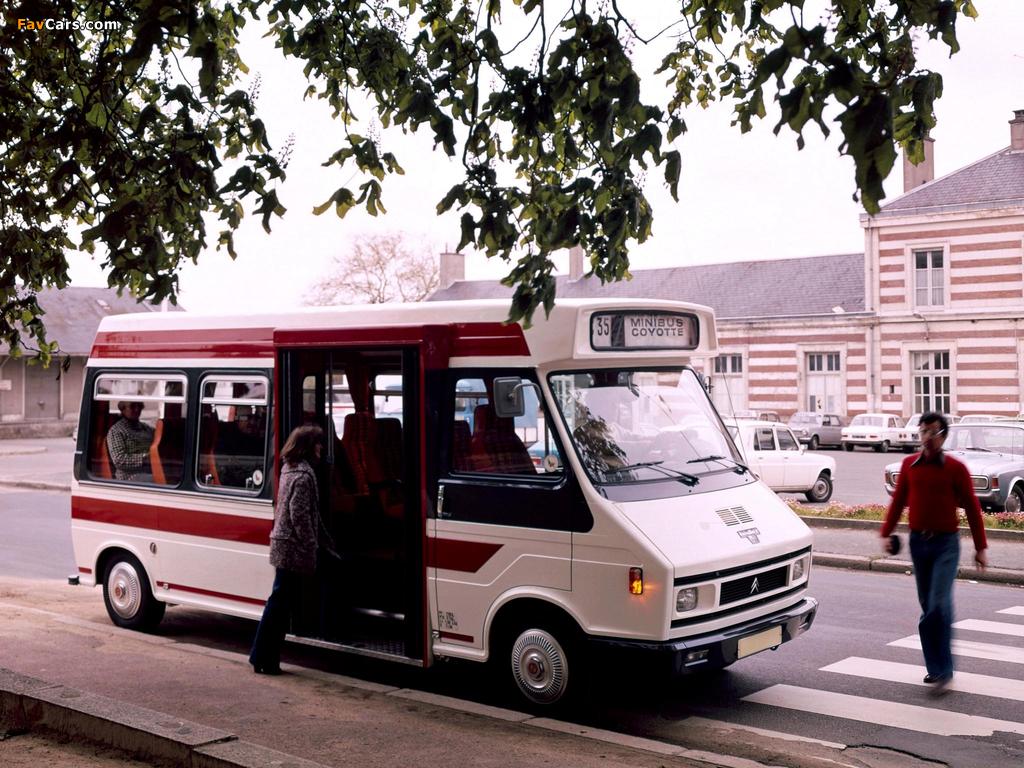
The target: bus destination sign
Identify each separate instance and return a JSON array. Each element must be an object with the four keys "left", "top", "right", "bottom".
[{"left": 590, "top": 311, "right": 698, "bottom": 351}]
